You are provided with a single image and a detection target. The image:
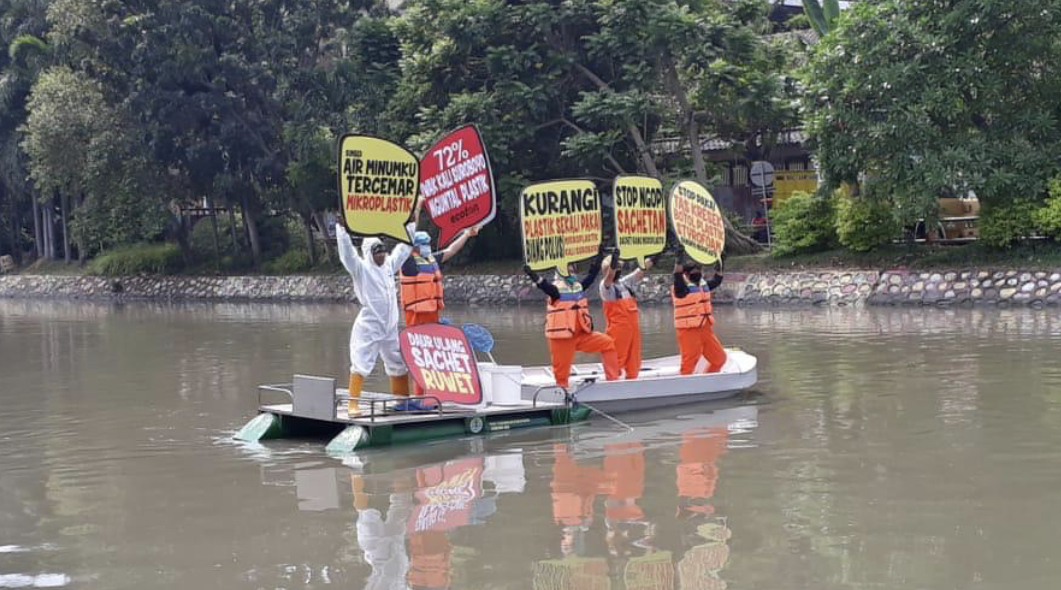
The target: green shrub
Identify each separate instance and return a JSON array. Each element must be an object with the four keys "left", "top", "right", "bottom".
[
  {"left": 835, "top": 193, "right": 900, "bottom": 252},
  {"left": 979, "top": 199, "right": 1039, "bottom": 248},
  {"left": 87, "top": 243, "right": 183, "bottom": 276},
  {"left": 1034, "top": 177, "right": 1061, "bottom": 240},
  {"left": 262, "top": 248, "right": 312, "bottom": 274},
  {"left": 770, "top": 191, "right": 837, "bottom": 257}
]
